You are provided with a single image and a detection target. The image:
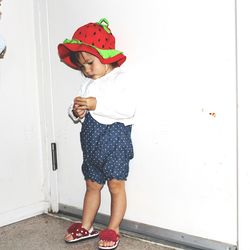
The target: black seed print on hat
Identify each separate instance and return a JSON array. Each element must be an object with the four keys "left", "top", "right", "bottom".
[
  {"left": 92, "top": 43, "right": 95, "bottom": 46},
  {"left": 93, "top": 32, "right": 96, "bottom": 35},
  {"left": 102, "top": 45, "right": 104, "bottom": 48},
  {"left": 79, "top": 32, "right": 82, "bottom": 35},
  {"left": 98, "top": 39, "right": 101, "bottom": 42}
]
